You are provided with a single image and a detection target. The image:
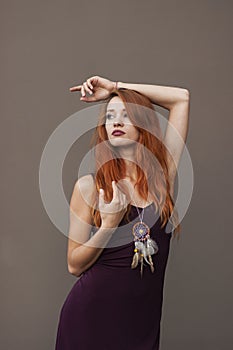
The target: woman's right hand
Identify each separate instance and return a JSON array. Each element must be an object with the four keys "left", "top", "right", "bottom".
[
  {"left": 98, "top": 181, "right": 128, "bottom": 229},
  {"left": 69, "top": 75, "right": 117, "bottom": 102}
]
